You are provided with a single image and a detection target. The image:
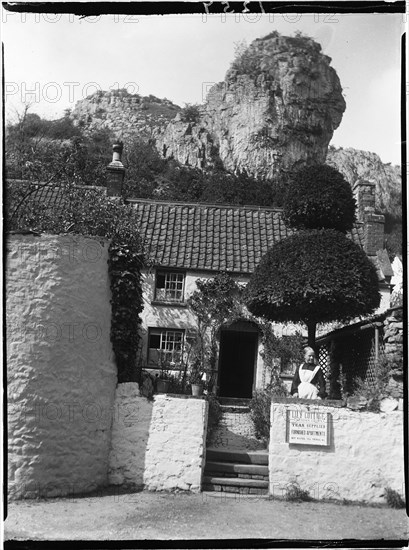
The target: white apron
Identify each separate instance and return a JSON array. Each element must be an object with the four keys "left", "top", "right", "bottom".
[{"left": 298, "top": 363, "right": 321, "bottom": 399}]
